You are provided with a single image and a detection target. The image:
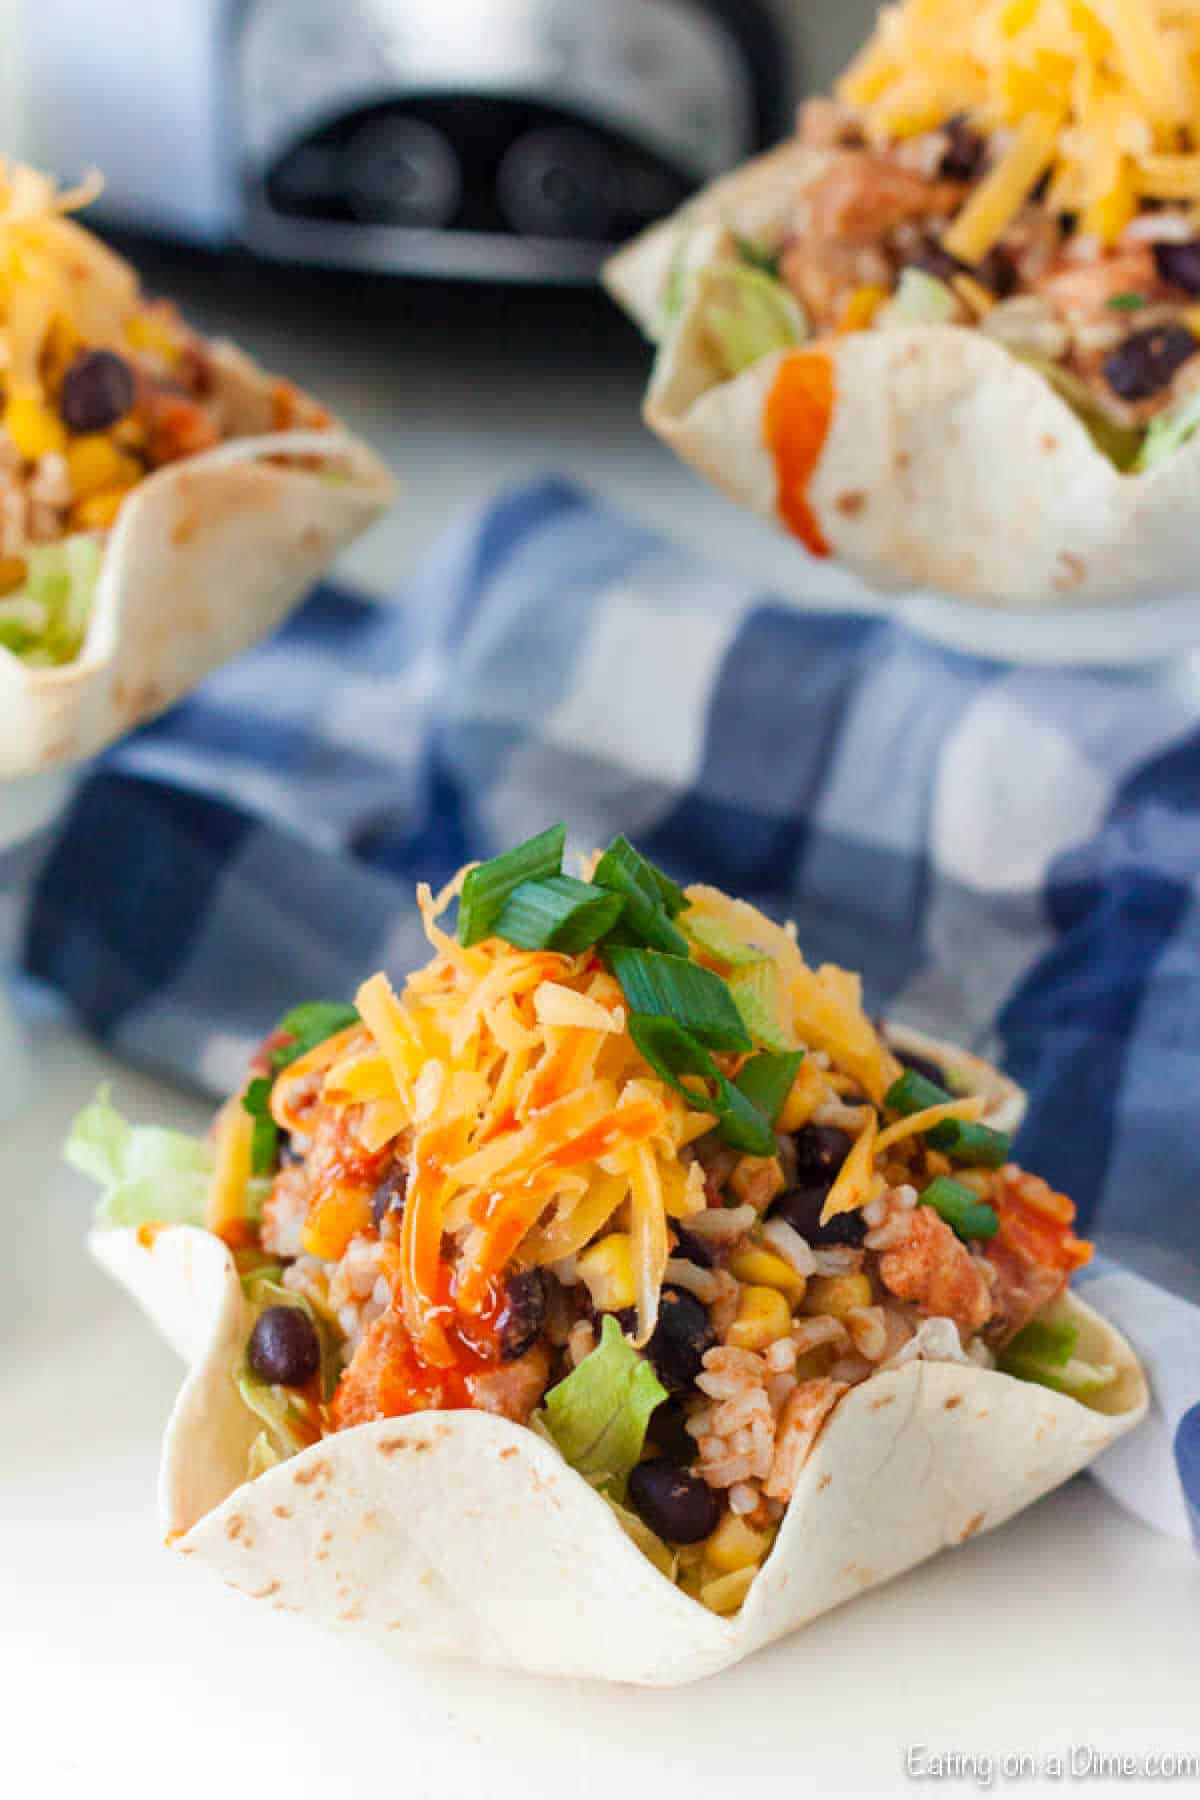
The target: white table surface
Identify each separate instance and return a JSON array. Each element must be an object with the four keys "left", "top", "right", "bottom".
[{"left": 3, "top": 258, "right": 1197, "bottom": 1795}]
